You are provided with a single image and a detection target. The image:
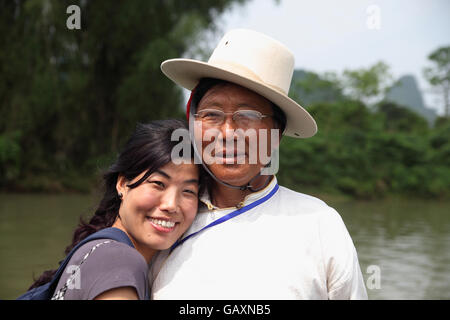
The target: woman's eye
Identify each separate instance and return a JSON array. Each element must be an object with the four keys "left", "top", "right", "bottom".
[{"left": 149, "top": 180, "right": 165, "bottom": 188}]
